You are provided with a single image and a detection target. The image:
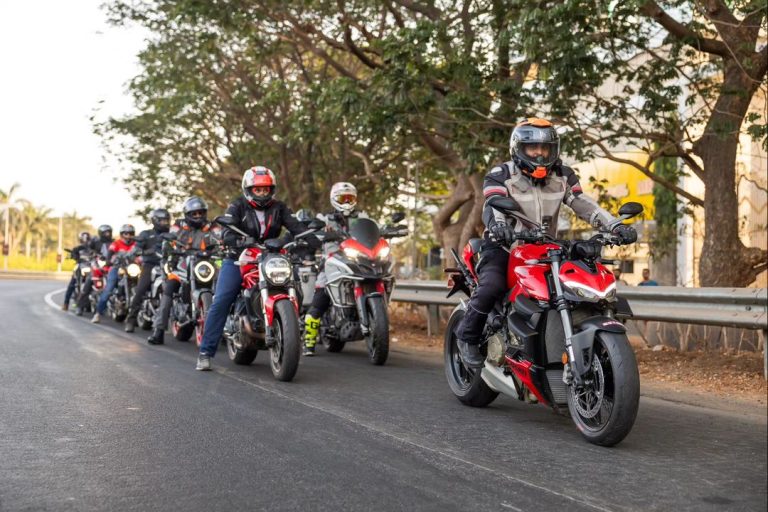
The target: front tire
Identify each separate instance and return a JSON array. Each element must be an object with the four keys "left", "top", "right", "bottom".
[
  {"left": 270, "top": 300, "right": 301, "bottom": 382},
  {"left": 365, "top": 297, "right": 389, "bottom": 365},
  {"left": 195, "top": 292, "right": 212, "bottom": 348},
  {"left": 444, "top": 307, "right": 498, "bottom": 407},
  {"left": 567, "top": 331, "right": 640, "bottom": 447}
]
